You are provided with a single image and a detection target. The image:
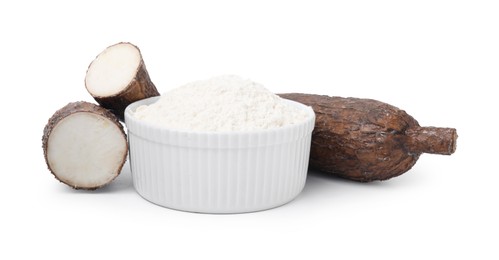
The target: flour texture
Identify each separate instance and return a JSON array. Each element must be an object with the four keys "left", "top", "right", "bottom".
[{"left": 132, "top": 75, "right": 310, "bottom": 131}]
